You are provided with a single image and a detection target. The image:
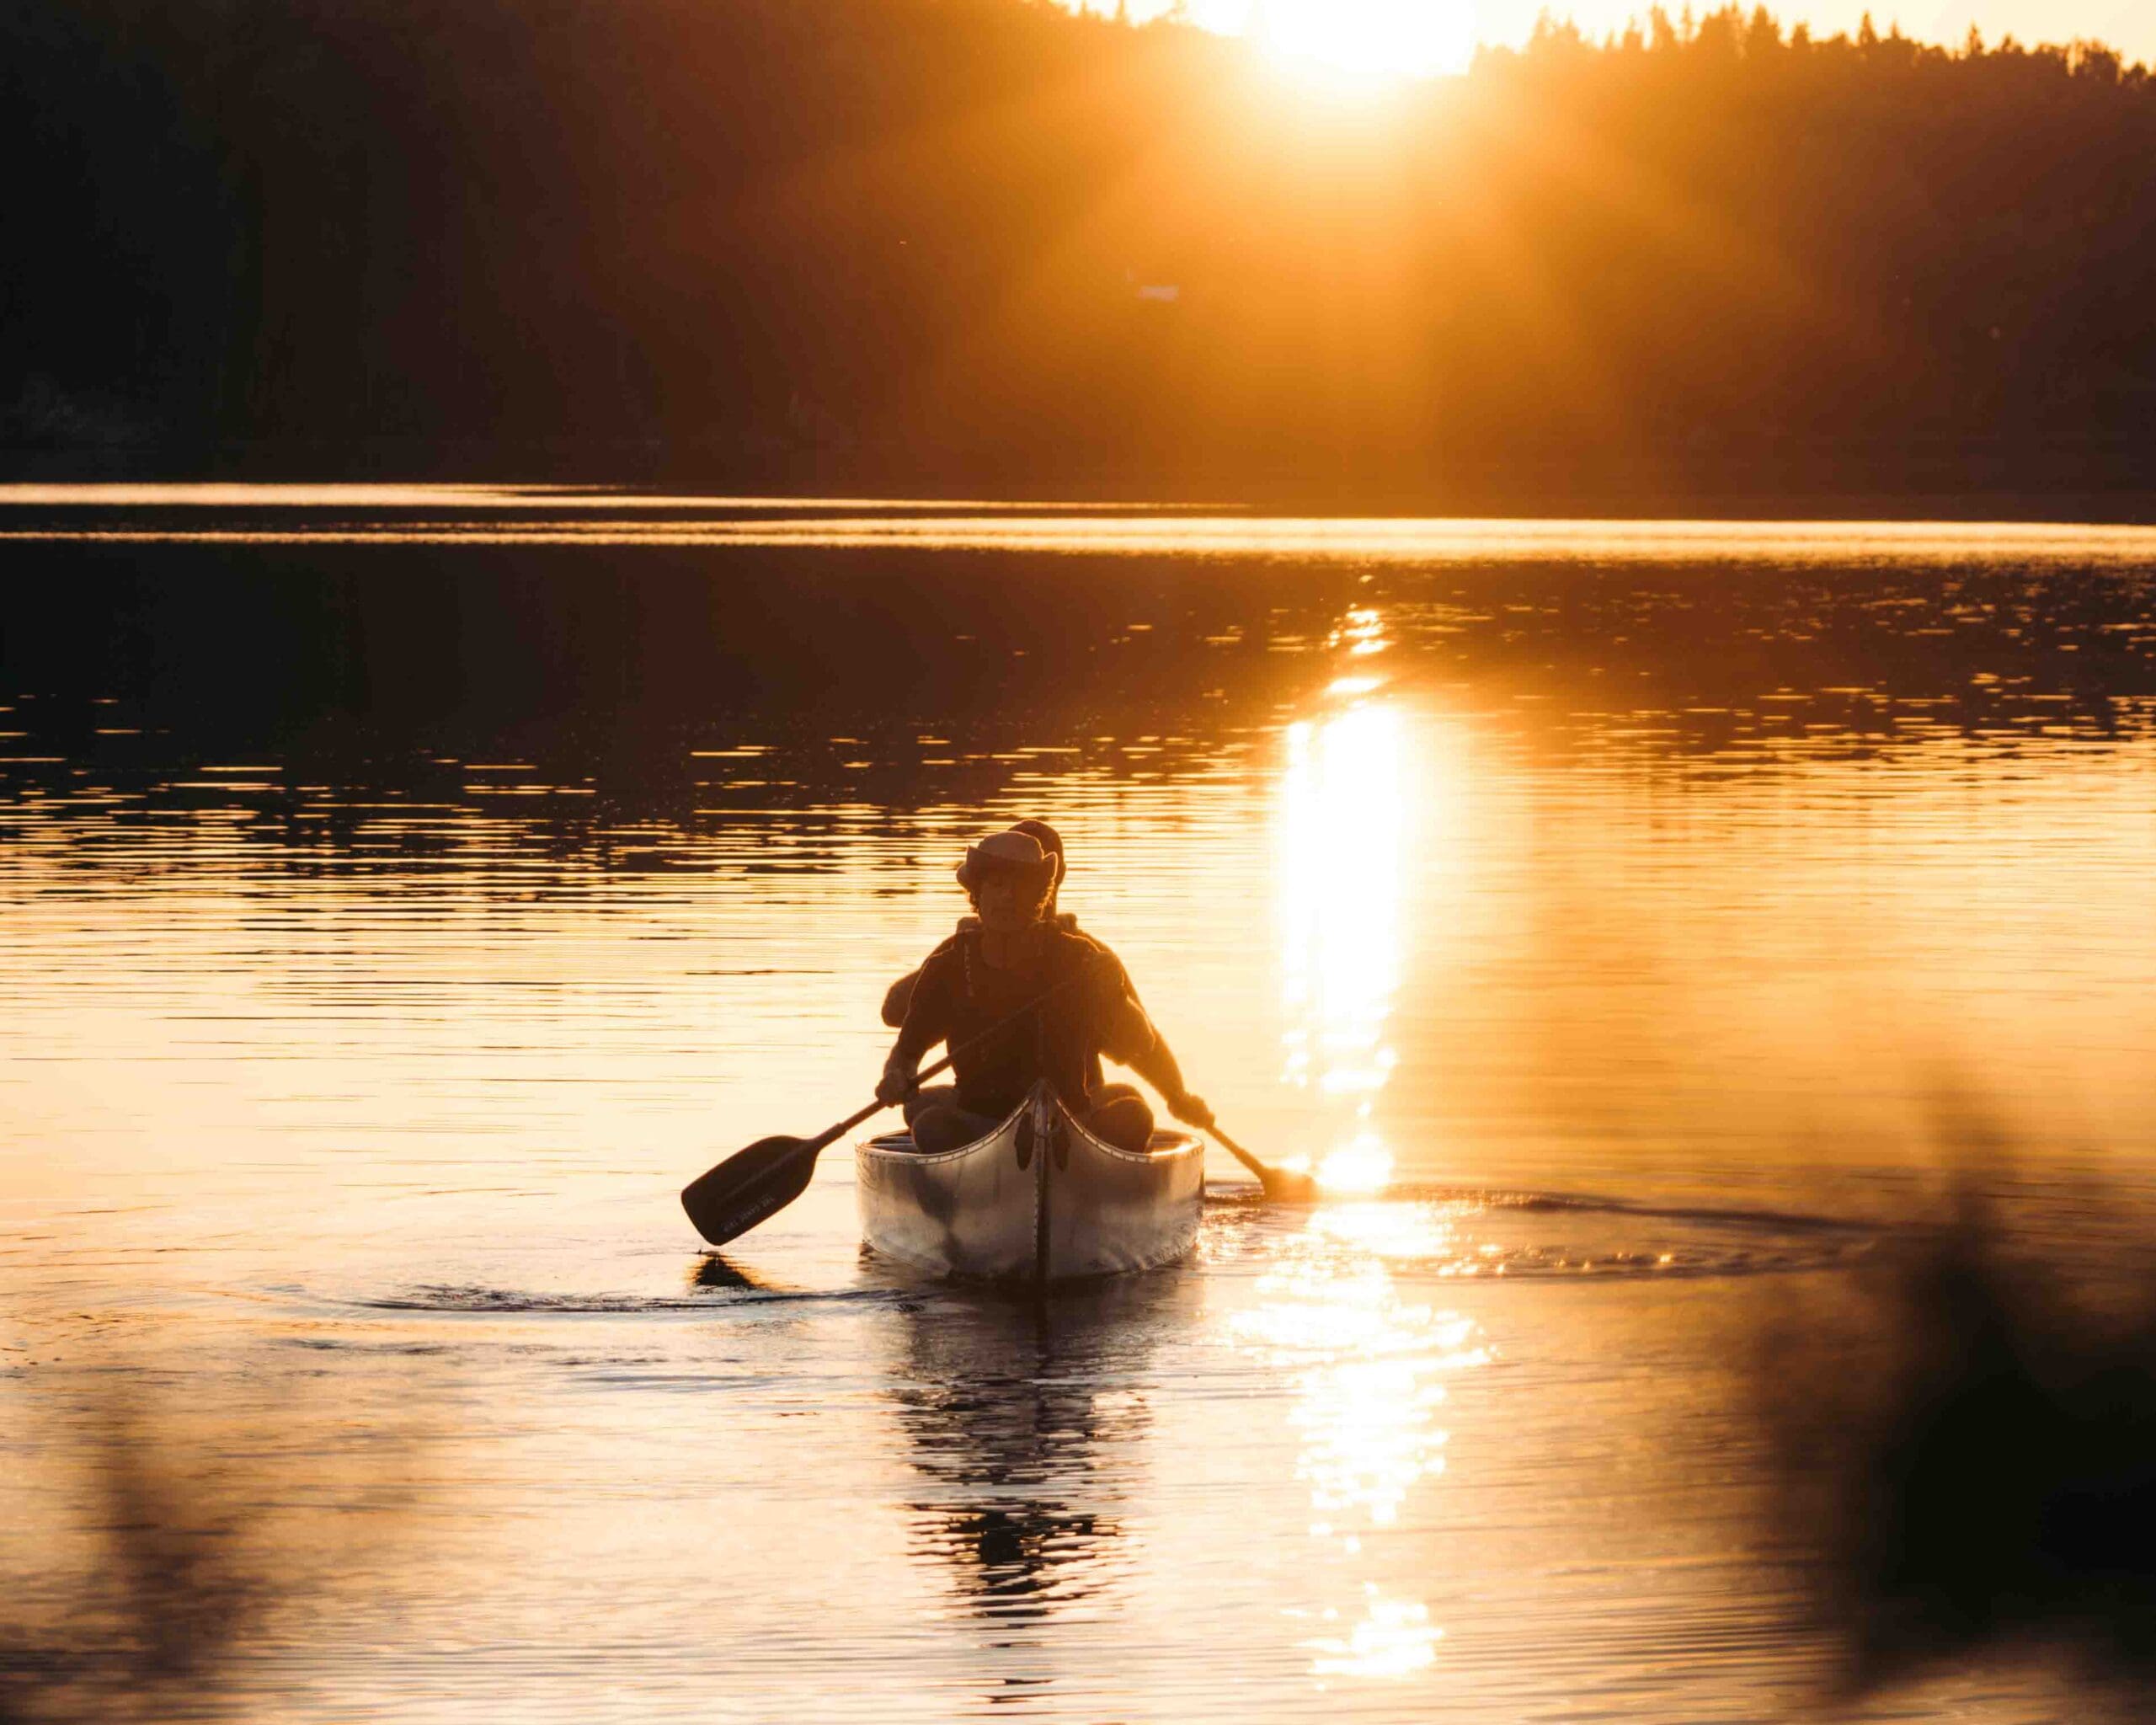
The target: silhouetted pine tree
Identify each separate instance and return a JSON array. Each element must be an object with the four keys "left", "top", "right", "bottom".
[{"left": 3, "top": 0, "right": 2153, "bottom": 494}]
